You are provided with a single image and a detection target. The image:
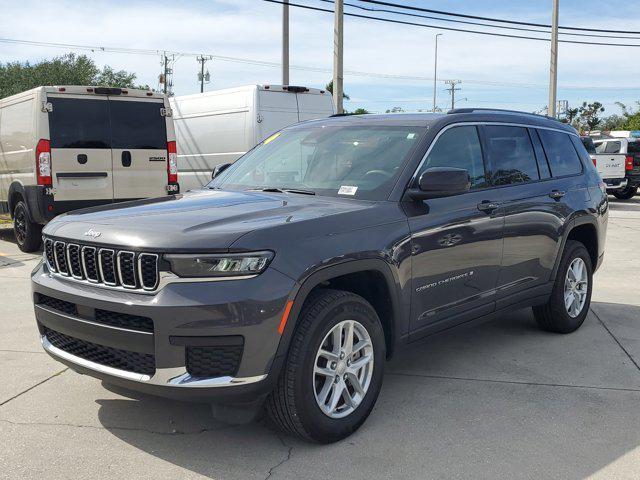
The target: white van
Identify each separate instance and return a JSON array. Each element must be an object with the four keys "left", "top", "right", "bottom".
[
  {"left": 170, "top": 84, "right": 334, "bottom": 191},
  {"left": 0, "top": 86, "right": 178, "bottom": 252}
]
